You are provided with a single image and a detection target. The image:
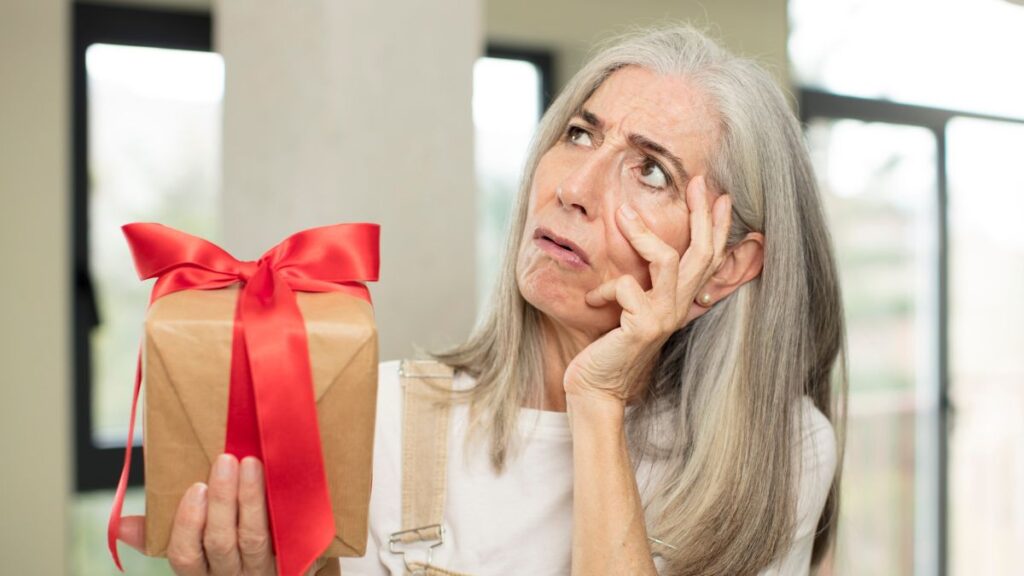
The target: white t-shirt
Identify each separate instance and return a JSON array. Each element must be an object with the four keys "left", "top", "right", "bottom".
[{"left": 338, "top": 360, "right": 837, "bottom": 575}]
